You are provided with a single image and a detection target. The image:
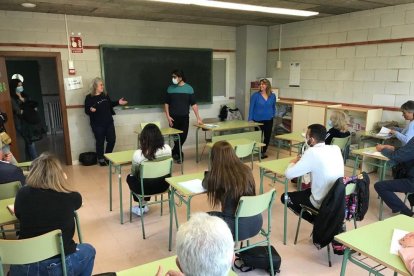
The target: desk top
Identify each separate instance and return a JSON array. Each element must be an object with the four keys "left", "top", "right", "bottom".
[
  {"left": 0, "top": 197, "right": 17, "bottom": 227},
  {"left": 335, "top": 215, "right": 414, "bottom": 276},
  {"left": 104, "top": 150, "right": 136, "bottom": 165},
  {"left": 351, "top": 146, "right": 389, "bottom": 161},
  {"left": 195, "top": 120, "right": 262, "bottom": 131},
  {"left": 256, "top": 156, "right": 295, "bottom": 175},
  {"left": 16, "top": 161, "right": 32, "bottom": 168},
  {"left": 117, "top": 255, "right": 236, "bottom": 276},
  {"left": 166, "top": 172, "right": 205, "bottom": 196},
  {"left": 207, "top": 138, "right": 265, "bottom": 149},
  {"left": 274, "top": 132, "right": 304, "bottom": 142},
  {"left": 134, "top": 127, "right": 183, "bottom": 135}
]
